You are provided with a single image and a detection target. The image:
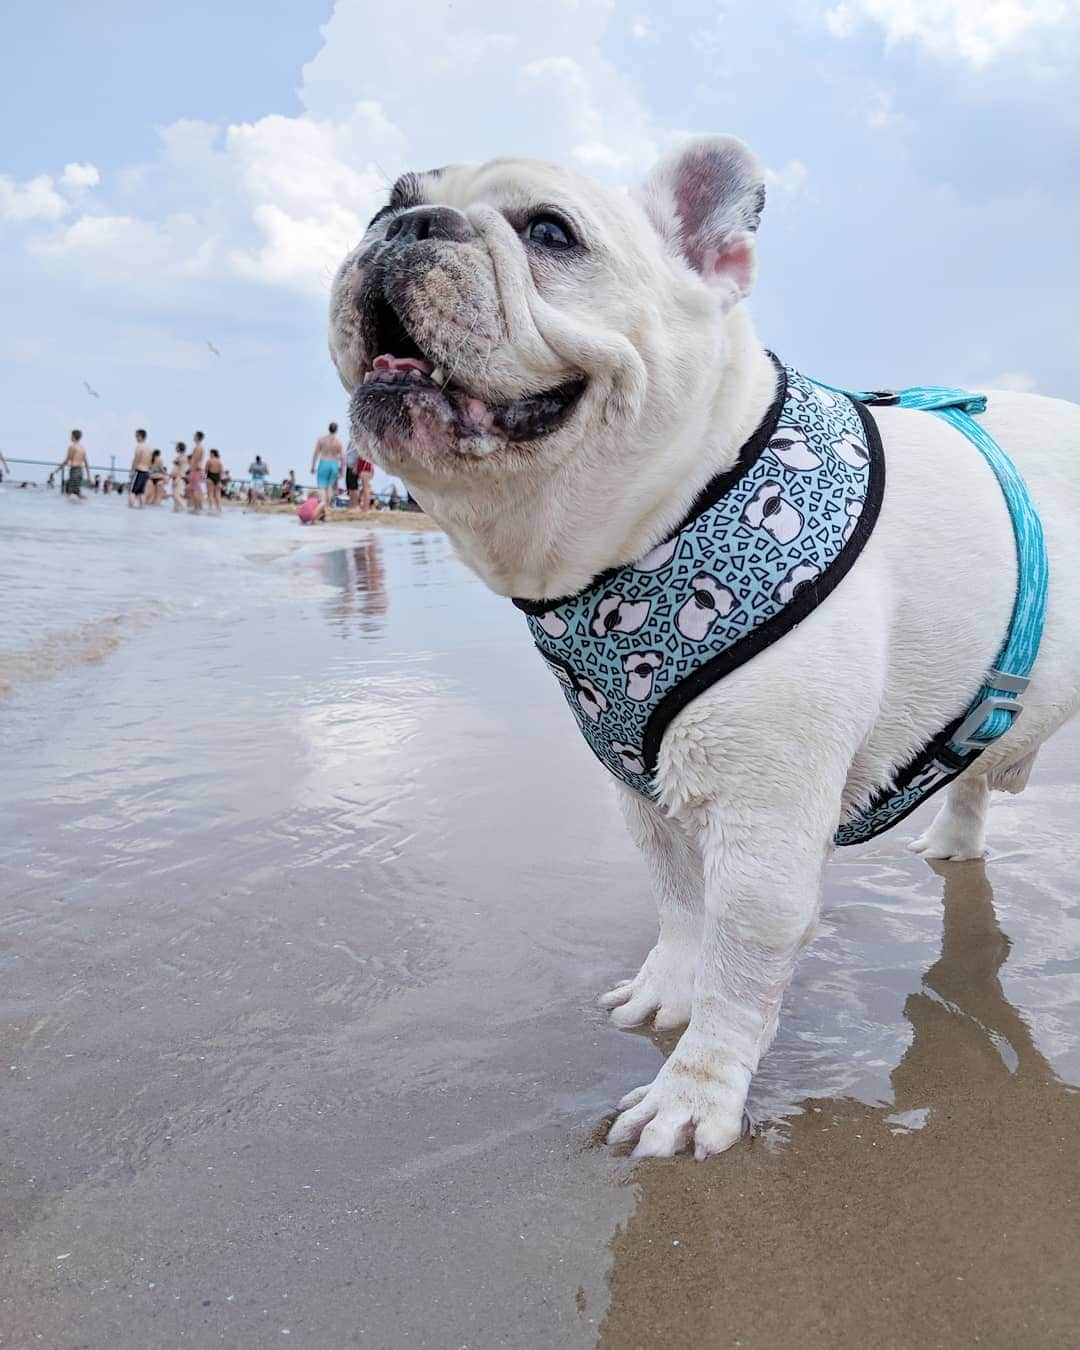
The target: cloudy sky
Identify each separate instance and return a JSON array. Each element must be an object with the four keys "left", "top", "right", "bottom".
[{"left": 2, "top": 0, "right": 1078, "bottom": 483}]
